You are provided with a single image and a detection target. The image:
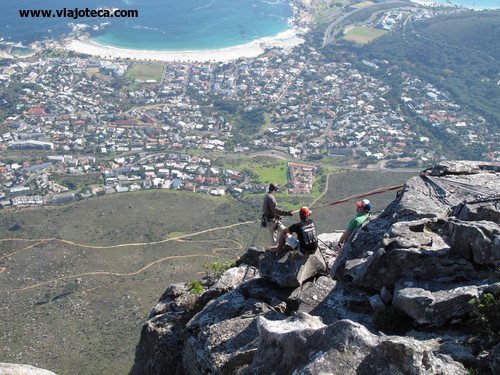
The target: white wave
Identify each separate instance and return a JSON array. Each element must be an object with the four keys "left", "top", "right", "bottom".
[
  {"left": 261, "top": 0, "right": 282, "bottom": 5},
  {"left": 194, "top": 0, "right": 215, "bottom": 11},
  {"left": 131, "top": 25, "right": 165, "bottom": 33}
]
